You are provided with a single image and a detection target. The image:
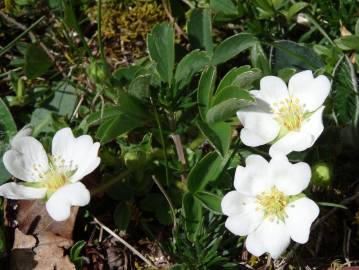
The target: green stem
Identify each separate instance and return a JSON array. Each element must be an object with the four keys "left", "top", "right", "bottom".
[
  {"left": 152, "top": 99, "right": 170, "bottom": 186},
  {"left": 91, "top": 169, "right": 132, "bottom": 195}
]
